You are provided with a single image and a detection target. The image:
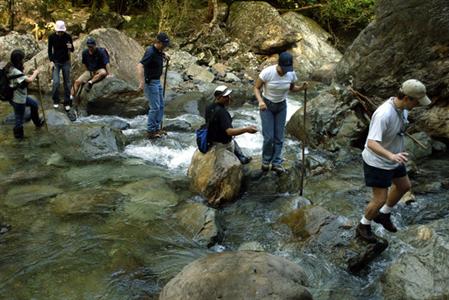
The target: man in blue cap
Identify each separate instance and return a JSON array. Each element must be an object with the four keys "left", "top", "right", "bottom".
[
  {"left": 136, "top": 32, "right": 170, "bottom": 139},
  {"left": 71, "top": 36, "right": 110, "bottom": 100}
]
